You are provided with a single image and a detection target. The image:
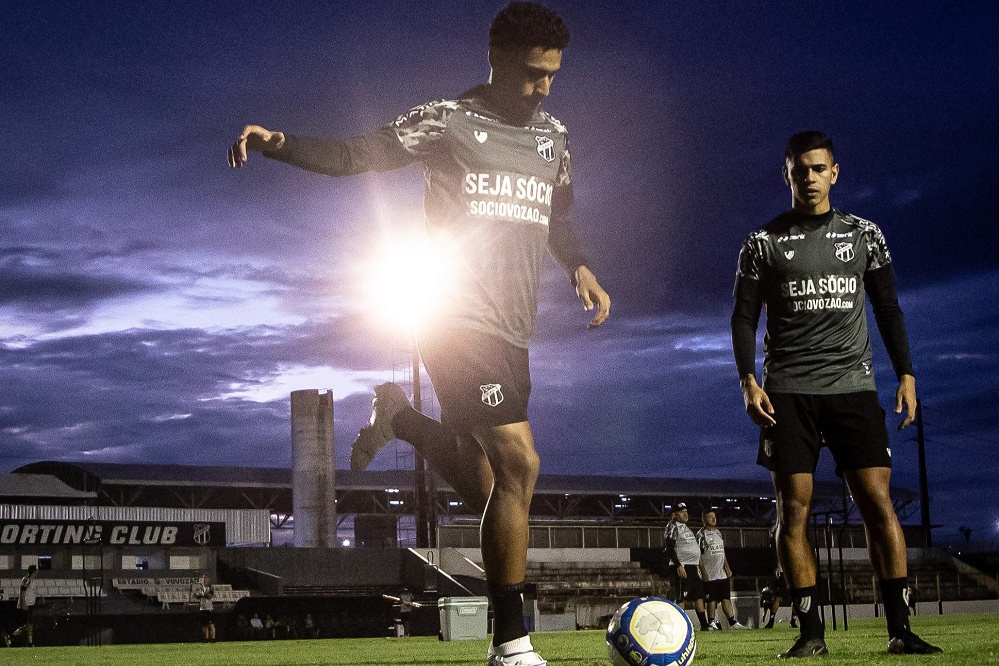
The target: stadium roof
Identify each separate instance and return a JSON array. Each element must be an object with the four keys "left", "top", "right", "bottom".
[
  {"left": 11, "top": 461, "right": 918, "bottom": 525},
  {"left": 0, "top": 473, "right": 96, "bottom": 502}
]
